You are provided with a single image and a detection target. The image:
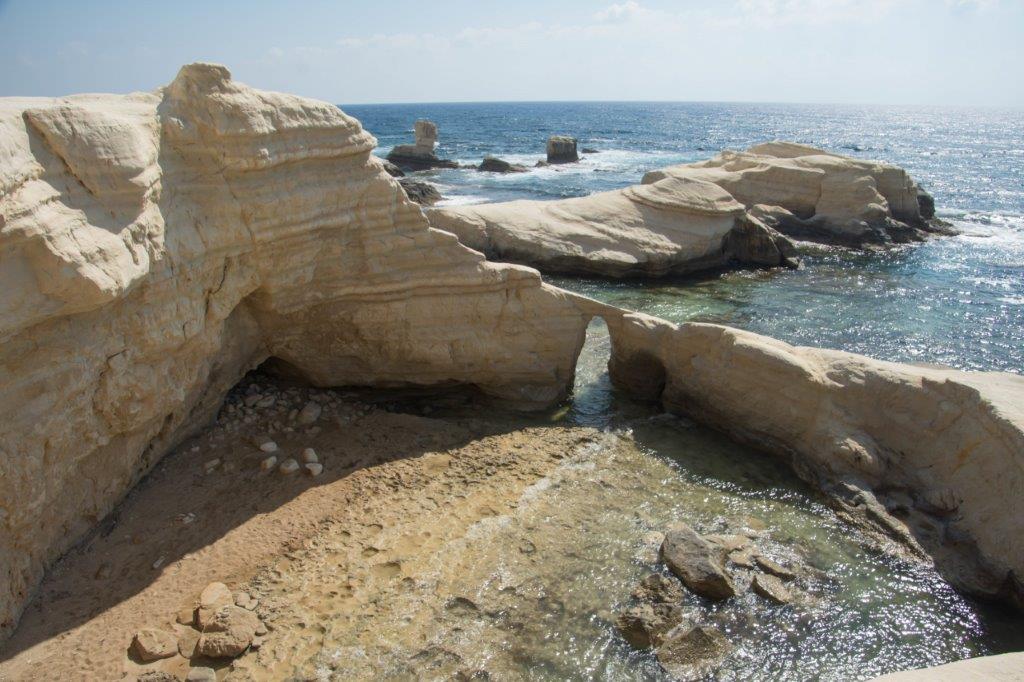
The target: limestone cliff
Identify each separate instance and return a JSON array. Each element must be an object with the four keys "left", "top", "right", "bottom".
[
  {"left": 604, "top": 312, "right": 1024, "bottom": 604},
  {"left": 0, "top": 64, "right": 592, "bottom": 638}
]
